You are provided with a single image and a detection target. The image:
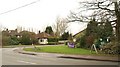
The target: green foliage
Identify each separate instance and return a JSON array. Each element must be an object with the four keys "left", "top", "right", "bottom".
[
  {"left": 79, "top": 35, "right": 86, "bottom": 48},
  {"left": 2, "top": 31, "right": 11, "bottom": 46},
  {"left": 86, "top": 19, "right": 98, "bottom": 36},
  {"left": 47, "top": 42, "right": 57, "bottom": 45},
  {"left": 45, "top": 26, "right": 53, "bottom": 35},
  {"left": 76, "top": 19, "right": 113, "bottom": 49},
  {"left": 48, "top": 37, "right": 59, "bottom": 42},
  {"left": 31, "top": 38, "right": 38, "bottom": 44},
  {"left": 65, "top": 42, "right": 68, "bottom": 45},
  {"left": 47, "top": 37, "right": 59, "bottom": 45},
  {"left": 2, "top": 36, "right": 11, "bottom": 46},
  {"left": 75, "top": 35, "right": 86, "bottom": 48},
  {"left": 20, "top": 32, "right": 32, "bottom": 45},
  {"left": 9, "top": 36, "right": 19, "bottom": 45},
  {"left": 86, "top": 19, "right": 113, "bottom": 39},
  {"left": 29, "top": 32, "right": 38, "bottom": 44},
  {"left": 76, "top": 43, "right": 80, "bottom": 48},
  {"left": 104, "top": 20, "right": 113, "bottom": 37},
  {"left": 96, "top": 21, "right": 113, "bottom": 49},
  {"left": 101, "top": 41, "right": 120, "bottom": 54},
  {"left": 60, "top": 32, "right": 70, "bottom": 40},
  {"left": 97, "top": 21, "right": 113, "bottom": 39},
  {"left": 78, "top": 19, "right": 113, "bottom": 49}
]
